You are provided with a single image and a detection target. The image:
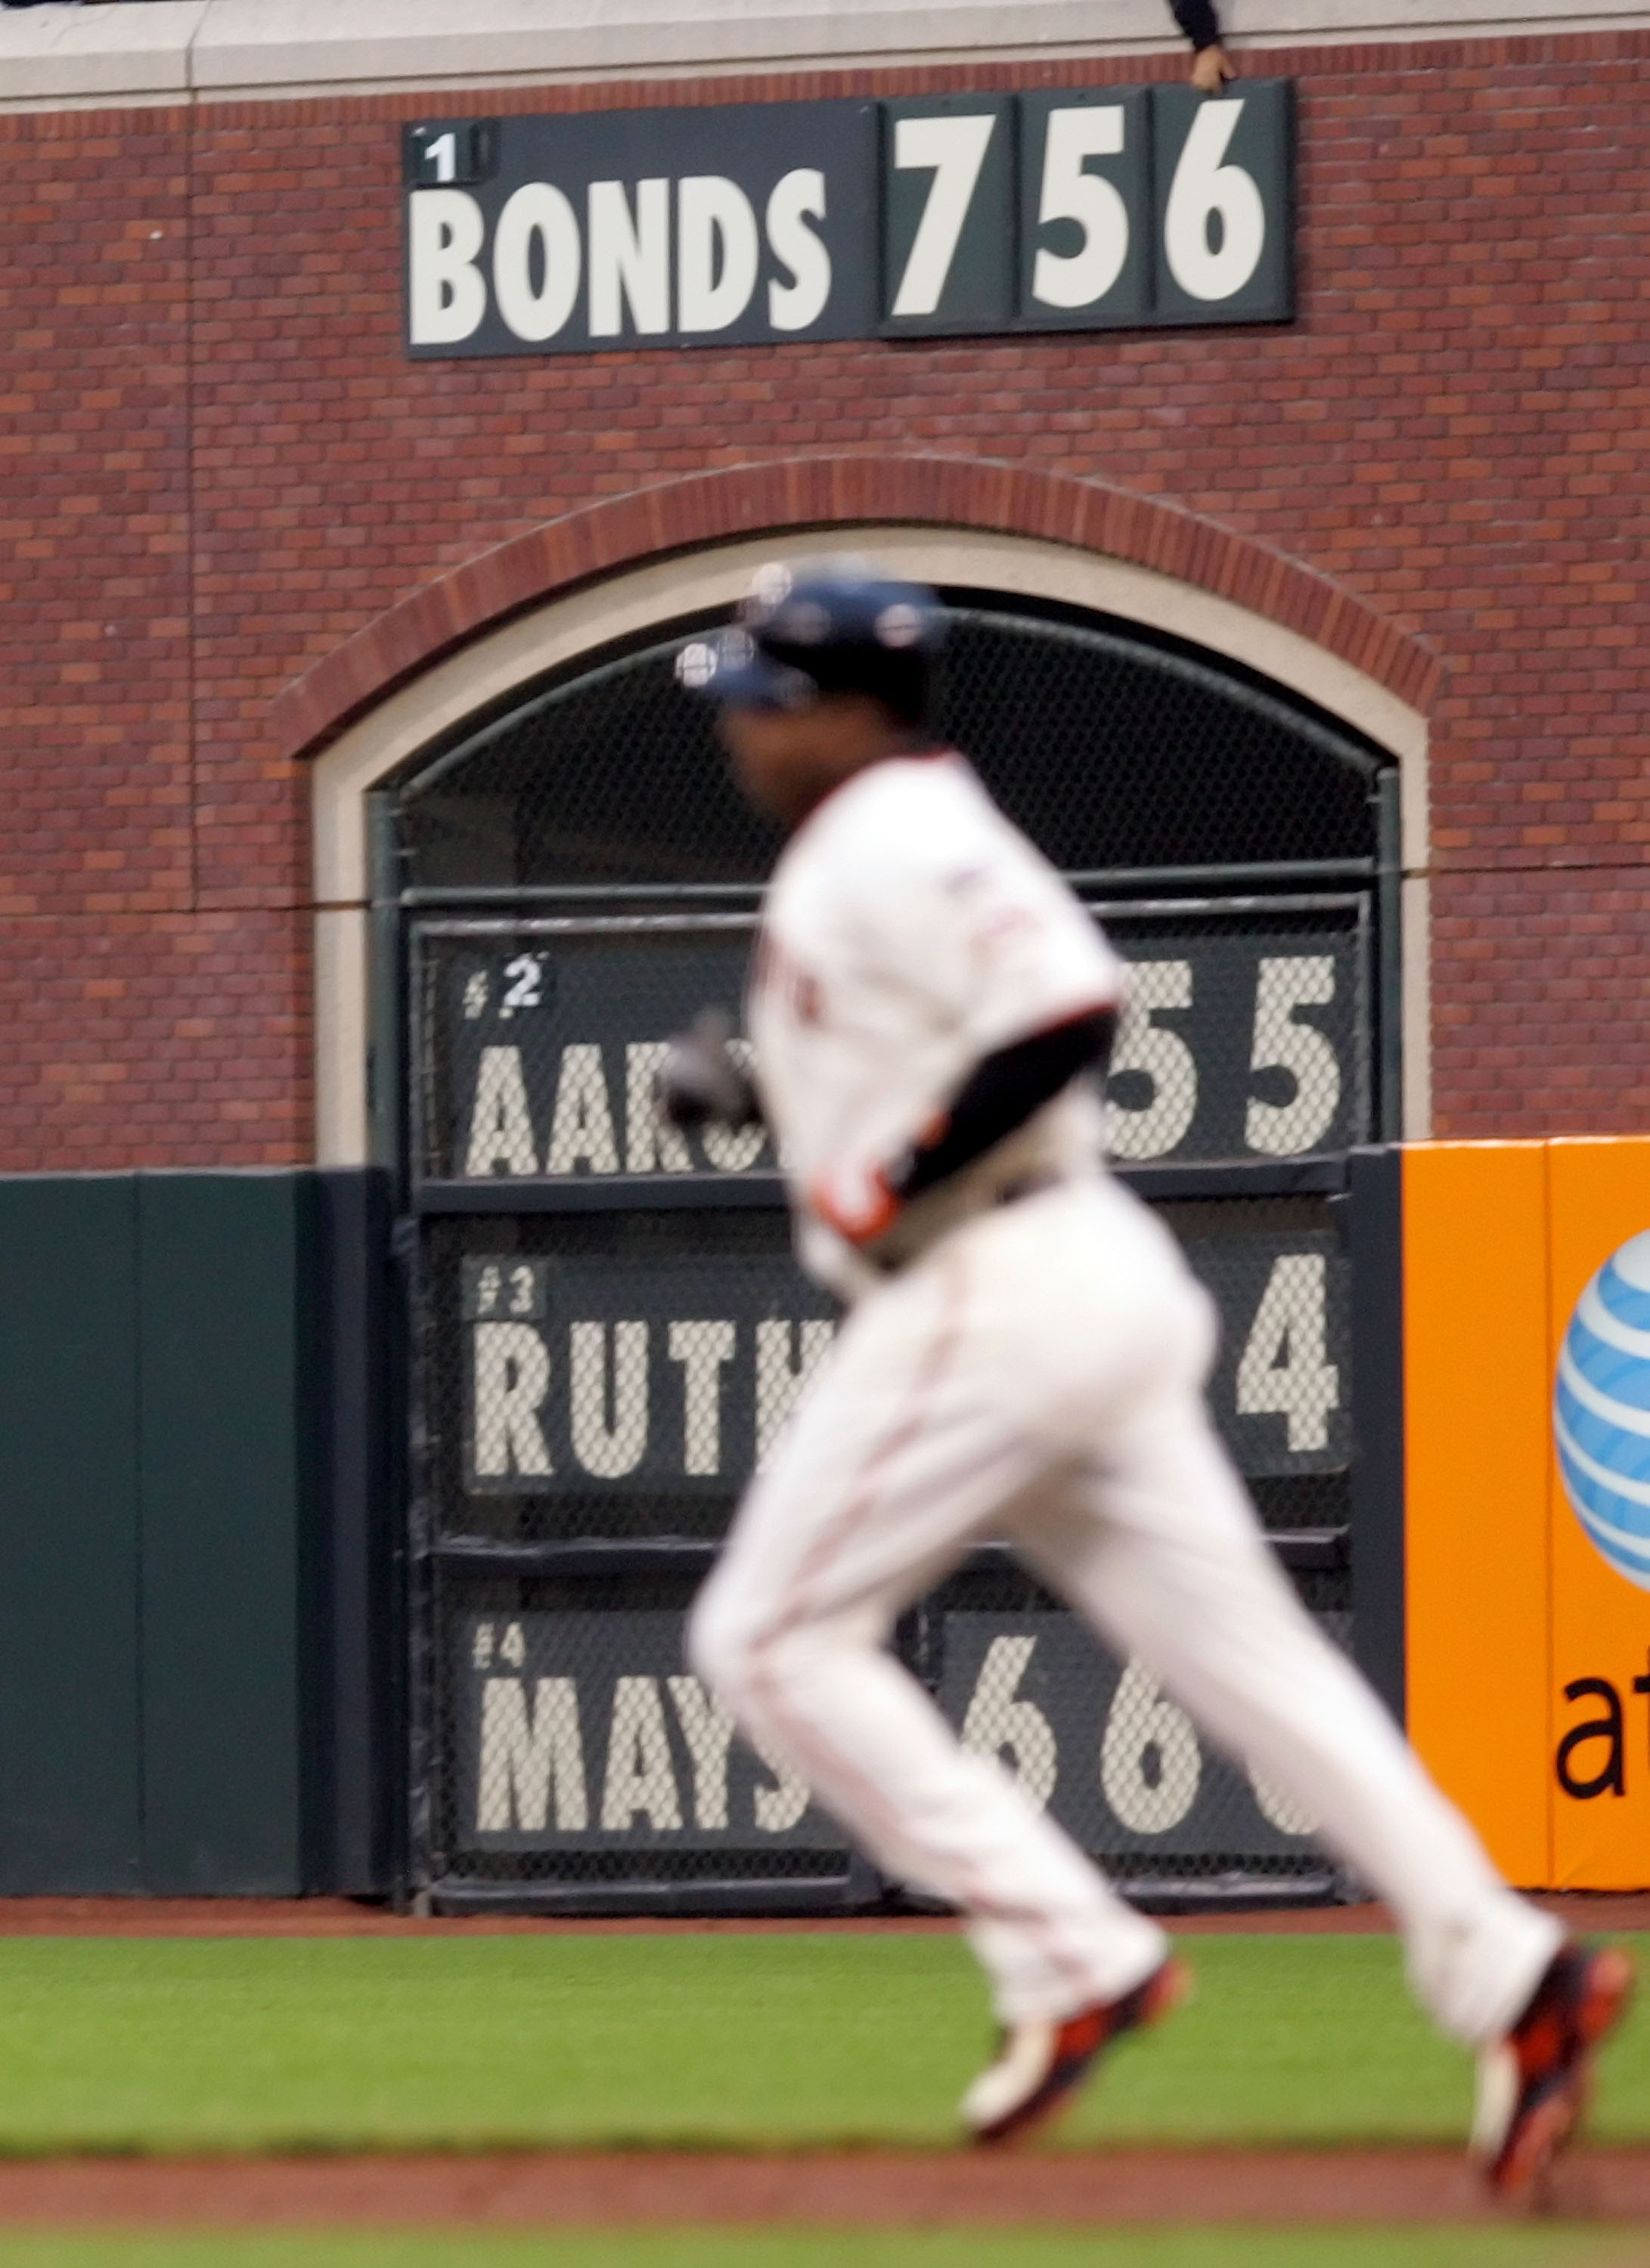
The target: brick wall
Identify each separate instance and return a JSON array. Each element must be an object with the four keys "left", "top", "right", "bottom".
[{"left": 2, "top": 32, "right": 1647, "bottom": 1164}]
